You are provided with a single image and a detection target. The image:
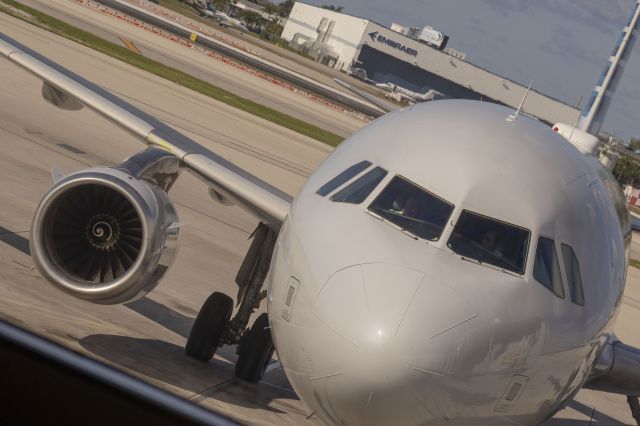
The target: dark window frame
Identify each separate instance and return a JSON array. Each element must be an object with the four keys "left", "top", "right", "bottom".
[
  {"left": 447, "top": 210, "right": 531, "bottom": 275},
  {"left": 367, "top": 175, "right": 455, "bottom": 241},
  {"left": 560, "top": 243, "right": 585, "bottom": 306},
  {"left": 532, "top": 235, "right": 565, "bottom": 299},
  {"left": 315, "top": 160, "right": 372, "bottom": 197},
  {"left": 329, "top": 166, "right": 388, "bottom": 205}
]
